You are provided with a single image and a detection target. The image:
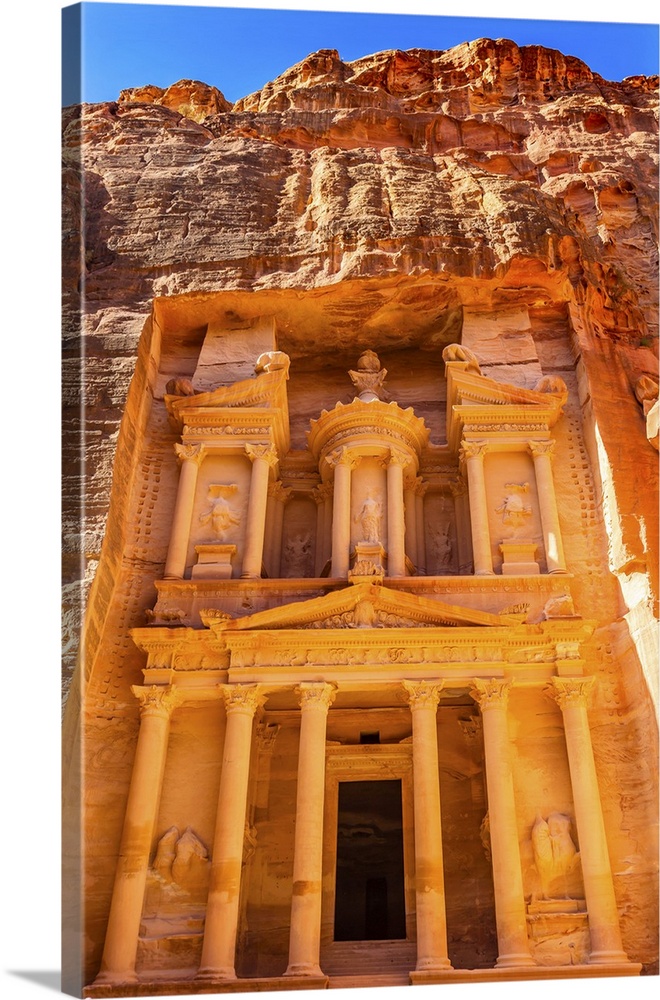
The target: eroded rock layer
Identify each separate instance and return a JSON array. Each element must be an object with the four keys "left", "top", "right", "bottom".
[{"left": 62, "top": 39, "right": 659, "bottom": 987}]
